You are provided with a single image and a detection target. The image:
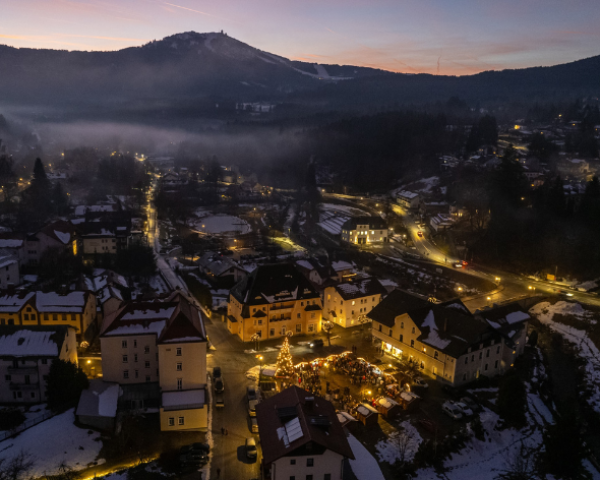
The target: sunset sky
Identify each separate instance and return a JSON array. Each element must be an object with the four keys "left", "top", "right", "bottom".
[{"left": 1, "top": 0, "right": 599, "bottom": 75}]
